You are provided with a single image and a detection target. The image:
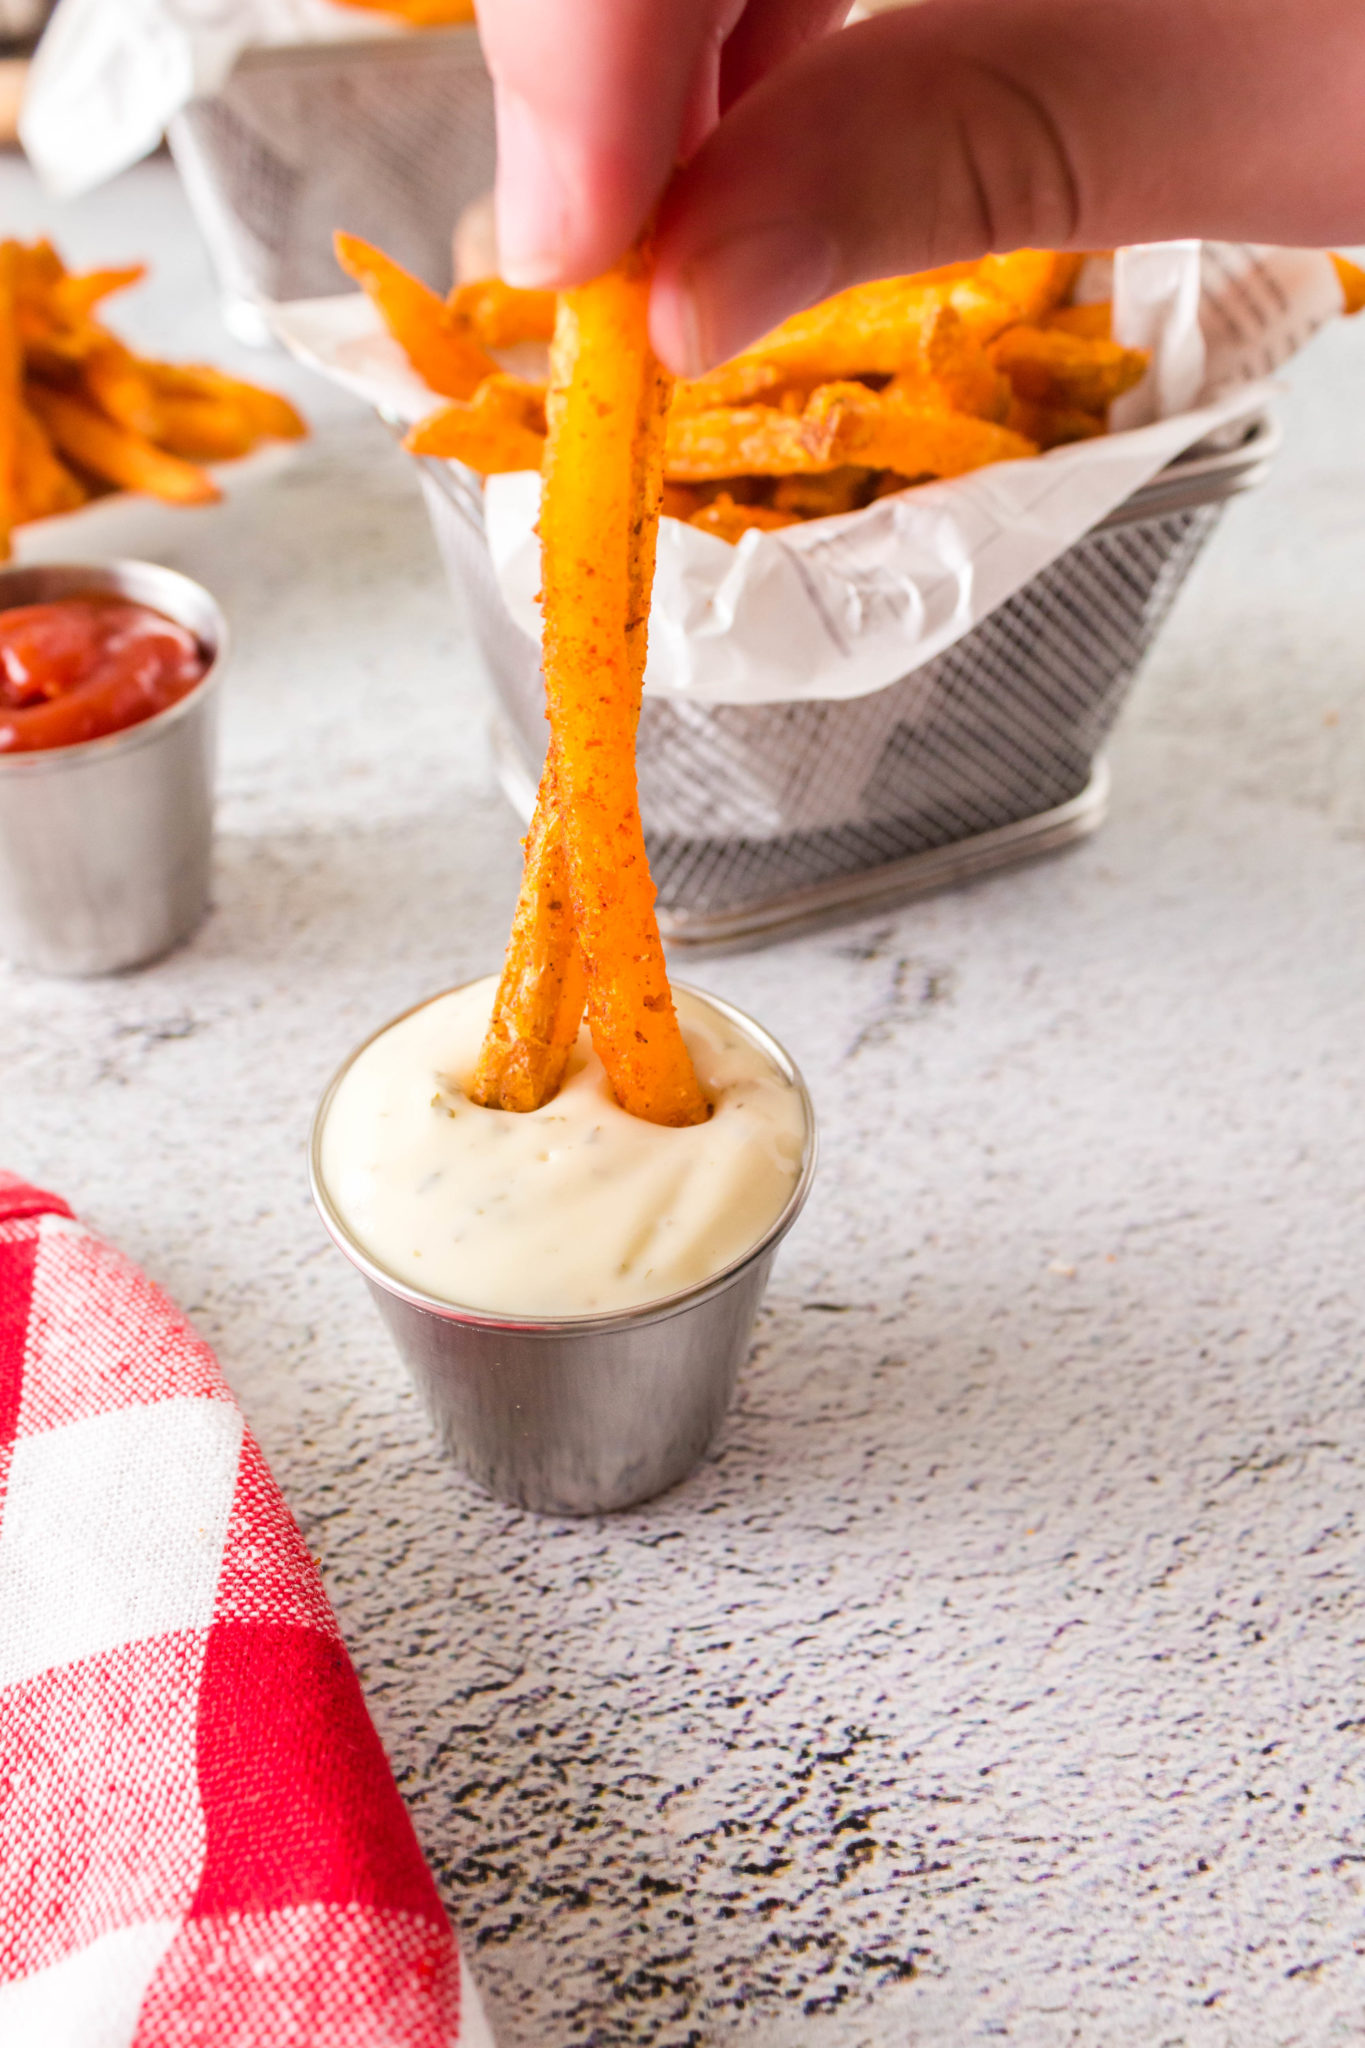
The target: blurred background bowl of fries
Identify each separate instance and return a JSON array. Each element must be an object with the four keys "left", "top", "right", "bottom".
[{"left": 0, "top": 235, "right": 308, "bottom": 559}]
